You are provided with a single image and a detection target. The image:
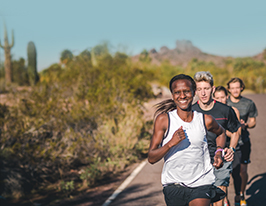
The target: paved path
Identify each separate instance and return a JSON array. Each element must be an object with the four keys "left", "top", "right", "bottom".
[{"left": 106, "top": 94, "right": 266, "bottom": 206}]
